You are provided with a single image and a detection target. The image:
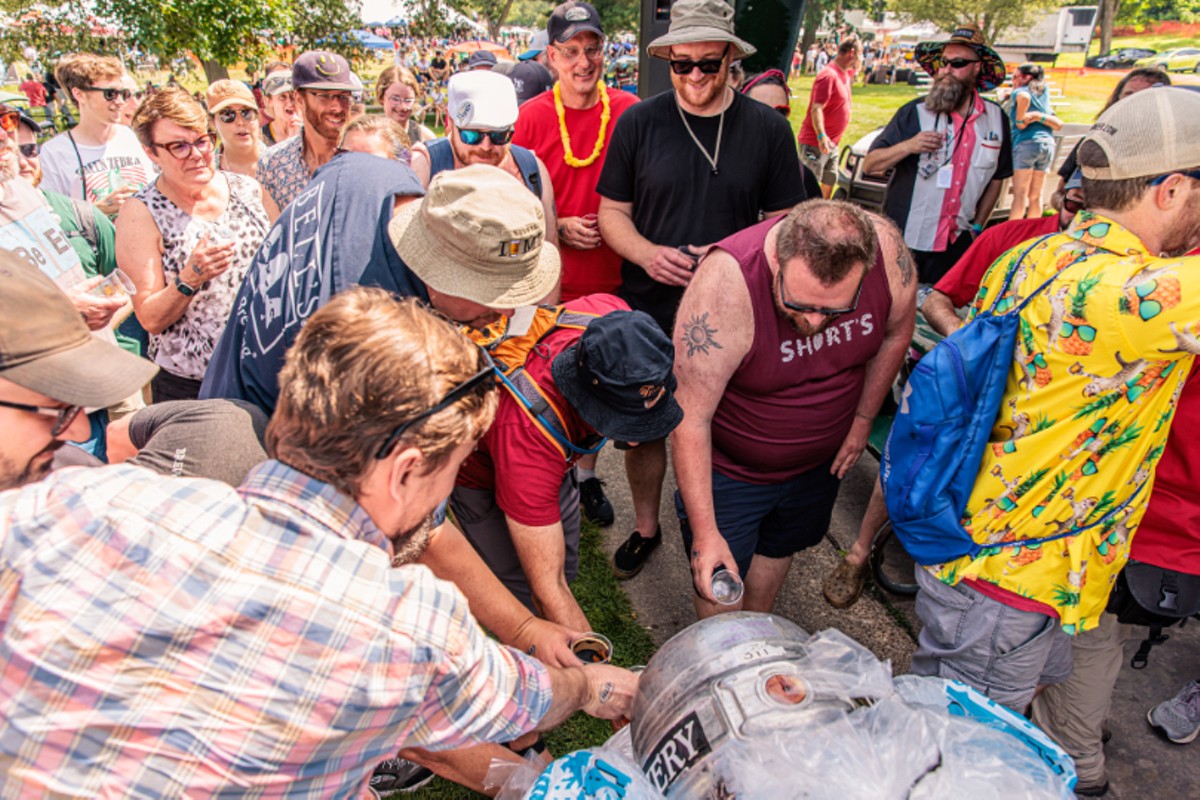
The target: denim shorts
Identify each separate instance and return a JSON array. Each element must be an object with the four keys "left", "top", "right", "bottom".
[
  {"left": 1013, "top": 138, "right": 1054, "bottom": 172},
  {"left": 675, "top": 460, "right": 841, "bottom": 577},
  {"left": 911, "top": 568, "right": 1073, "bottom": 712}
]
